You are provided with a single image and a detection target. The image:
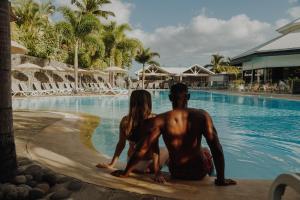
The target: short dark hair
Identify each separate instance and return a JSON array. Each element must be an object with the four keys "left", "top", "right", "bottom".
[{"left": 170, "top": 83, "right": 188, "bottom": 95}]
